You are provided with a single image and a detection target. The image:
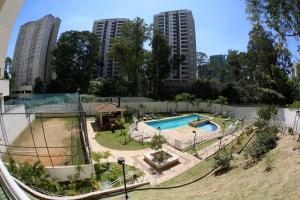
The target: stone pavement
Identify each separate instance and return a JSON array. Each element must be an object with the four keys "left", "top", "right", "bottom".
[{"left": 86, "top": 119, "right": 245, "bottom": 185}]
